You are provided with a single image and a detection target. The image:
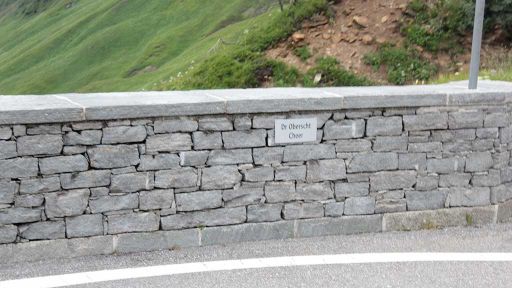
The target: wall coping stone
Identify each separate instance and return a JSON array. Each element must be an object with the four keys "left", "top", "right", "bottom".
[{"left": 1, "top": 80, "right": 511, "bottom": 125}]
